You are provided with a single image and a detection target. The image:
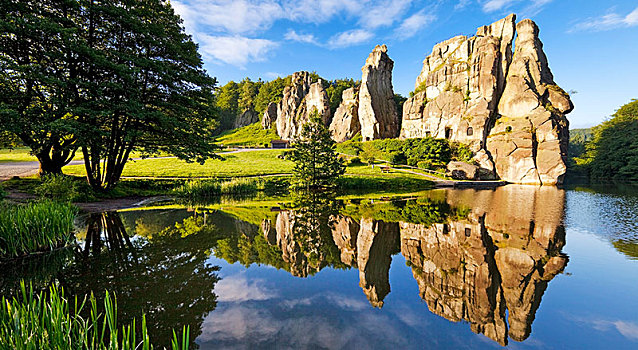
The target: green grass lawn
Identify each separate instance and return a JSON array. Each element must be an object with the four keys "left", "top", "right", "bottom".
[
  {"left": 63, "top": 149, "right": 294, "bottom": 178},
  {"left": 215, "top": 122, "right": 279, "bottom": 147},
  {"left": 0, "top": 148, "right": 38, "bottom": 163}
]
